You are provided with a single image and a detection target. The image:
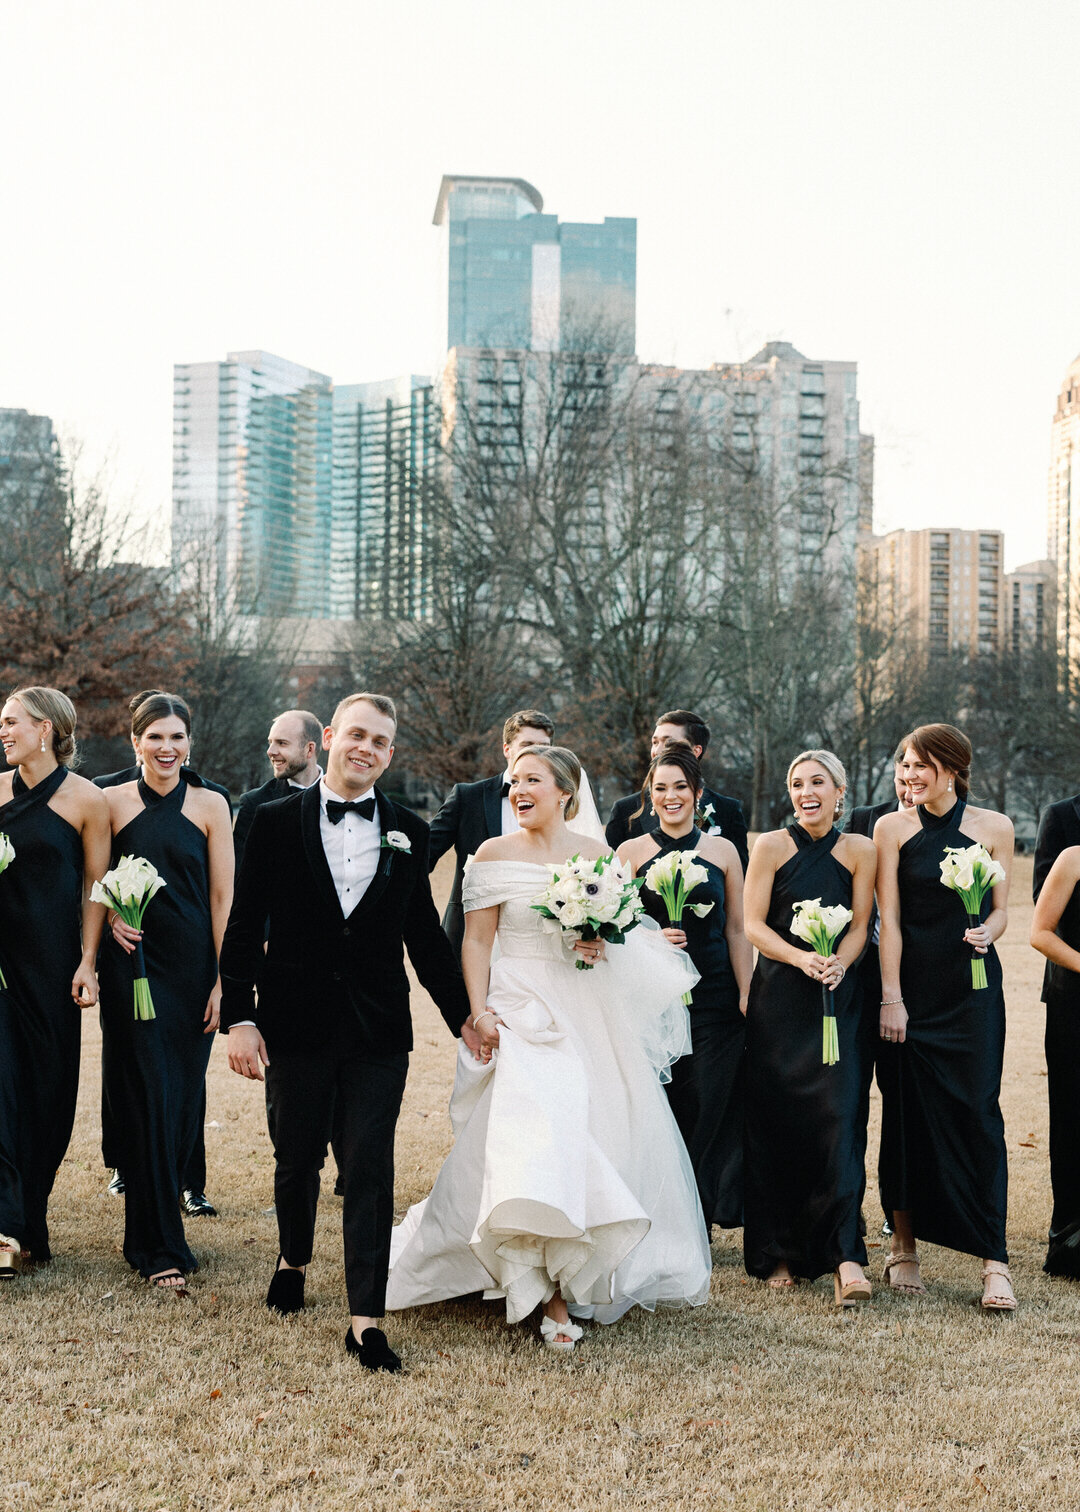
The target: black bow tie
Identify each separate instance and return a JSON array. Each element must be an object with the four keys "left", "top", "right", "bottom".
[
  {"left": 326, "top": 795, "right": 376, "bottom": 825},
  {"left": 501, "top": 781, "right": 512, "bottom": 800}
]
